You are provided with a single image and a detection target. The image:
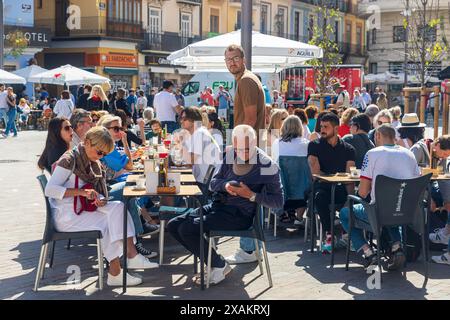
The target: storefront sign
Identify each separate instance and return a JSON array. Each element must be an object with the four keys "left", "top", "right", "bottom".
[
  {"left": 4, "top": 0, "right": 34, "bottom": 27},
  {"left": 4, "top": 26, "right": 51, "bottom": 48},
  {"left": 88, "top": 53, "right": 137, "bottom": 68}
]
